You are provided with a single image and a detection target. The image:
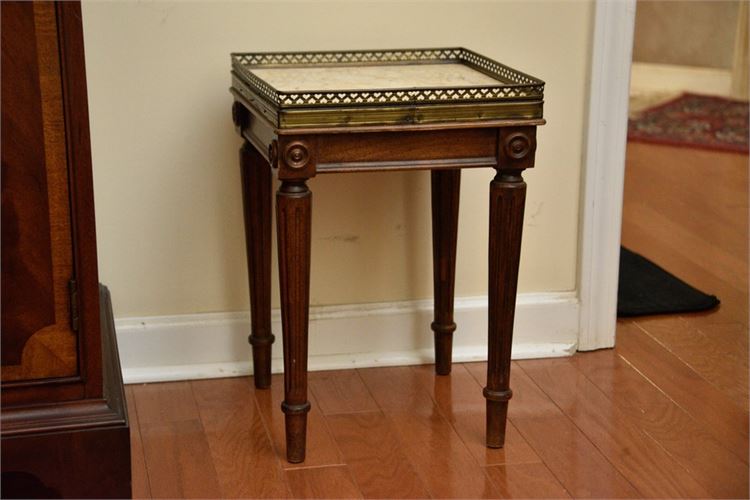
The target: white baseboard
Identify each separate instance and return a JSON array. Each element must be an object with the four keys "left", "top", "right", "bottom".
[
  {"left": 115, "top": 292, "right": 579, "bottom": 384},
  {"left": 630, "top": 62, "right": 732, "bottom": 97}
]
